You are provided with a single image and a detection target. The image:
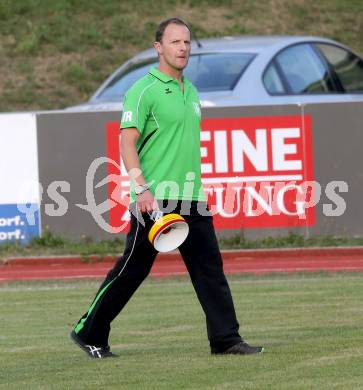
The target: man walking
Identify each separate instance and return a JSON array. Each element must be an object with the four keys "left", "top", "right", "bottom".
[{"left": 71, "top": 17, "right": 264, "bottom": 358}]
